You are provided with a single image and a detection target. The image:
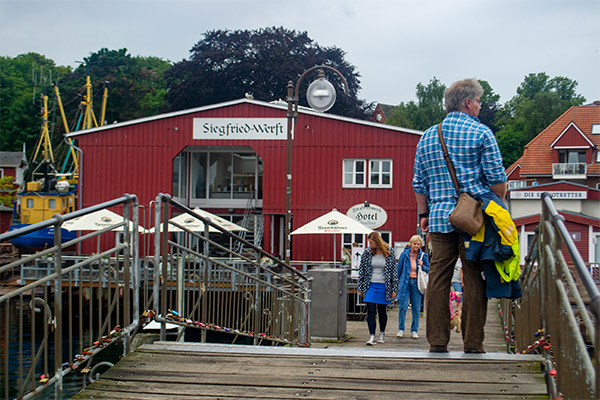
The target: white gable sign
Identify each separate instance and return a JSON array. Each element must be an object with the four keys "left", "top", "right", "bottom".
[{"left": 193, "top": 118, "right": 287, "bottom": 140}]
